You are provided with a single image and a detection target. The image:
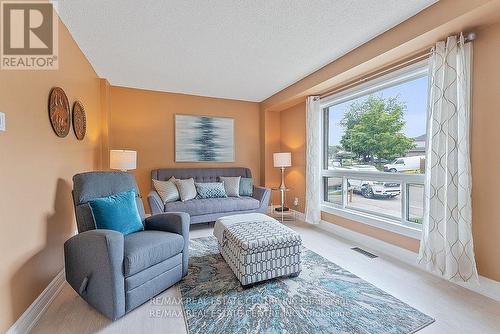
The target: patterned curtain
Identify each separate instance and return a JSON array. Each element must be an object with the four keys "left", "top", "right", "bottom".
[
  {"left": 305, "top": 96, "right": 321, "bottom": 224},
  {"left": 418, "top": 35, "right": 478, "bottom": 283}
]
